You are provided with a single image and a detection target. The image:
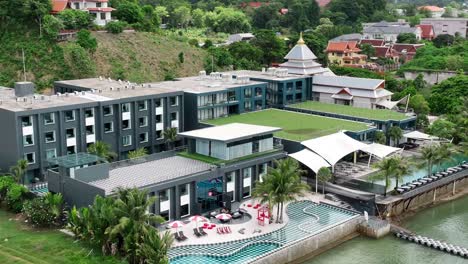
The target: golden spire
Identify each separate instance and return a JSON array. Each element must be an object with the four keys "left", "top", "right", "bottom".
[{"left": 297, "top": 32, "right": 305, "bottom": 45}]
